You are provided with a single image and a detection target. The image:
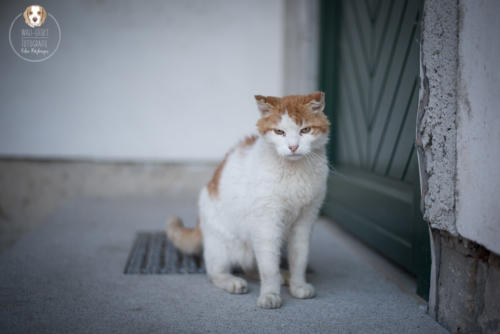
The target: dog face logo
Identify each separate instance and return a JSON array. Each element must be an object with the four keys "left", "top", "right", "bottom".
[{"left": 23, "top": 5, "right": 47, "bottom": 28}]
